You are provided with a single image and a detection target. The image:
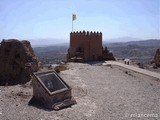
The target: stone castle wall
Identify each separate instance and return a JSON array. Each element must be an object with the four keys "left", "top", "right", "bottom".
[{"left": 68, "top": 31, "right": 103, "bottom": 61}]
